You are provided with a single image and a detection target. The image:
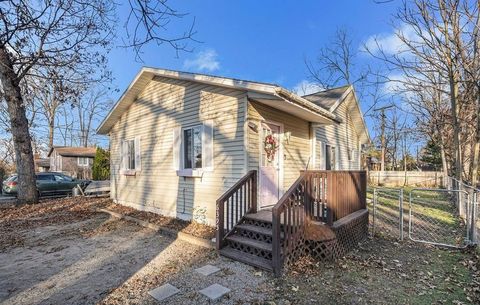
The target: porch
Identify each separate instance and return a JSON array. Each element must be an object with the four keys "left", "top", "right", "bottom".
[{"left": 216, "top": 170, "right": 368, "bottom": 276}]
